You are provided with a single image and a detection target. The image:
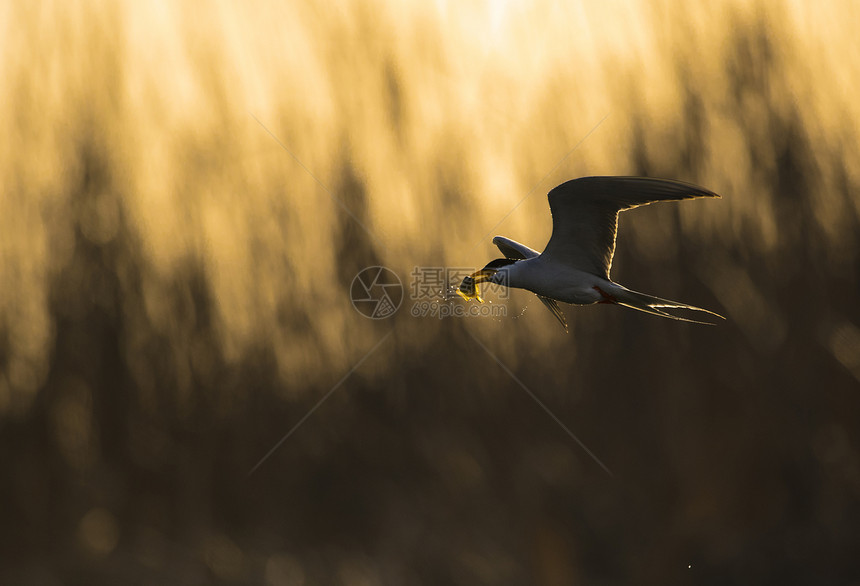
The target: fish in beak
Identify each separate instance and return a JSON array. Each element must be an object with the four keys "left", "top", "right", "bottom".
[{"left": 456, "top": 258, "right": 515, "bottom": 302}]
